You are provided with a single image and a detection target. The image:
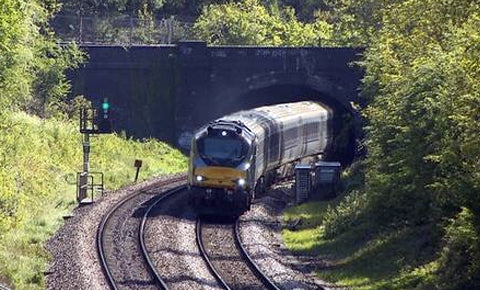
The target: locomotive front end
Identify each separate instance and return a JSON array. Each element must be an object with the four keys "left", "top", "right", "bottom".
[{"left": 188, "top": 121, "right": 255, "bottom": 216}]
